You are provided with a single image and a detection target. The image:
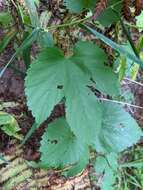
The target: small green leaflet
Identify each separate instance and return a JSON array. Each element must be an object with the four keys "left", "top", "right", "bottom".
[
  {"left": 0, "top": 111, "right": 23, "bottom": 140},
  {"left": 38, "top": 31, "right": 54, "bottom": 48},
  {"left": 64, "top": 0, "right": 97, "bottom": 13},
  {"left": 0, "top": 12, "right": 12, "bottom": 25},
  {"left": 97, "top": 0, "right": 122, "bottom": 27},
  {"left": 94, "top": 153, "right": 118, "bottom": 173},
  {"left": 25, "top": 0, "right": 40, "bottom": 27},
  {"left": 118, "top": 56, "right": 127, "bottom": 81},
  {"left": 116, "top": 43, "right": 140, "bottom": 81},
  {"left": 0, "top": 29, "right": 17, "bottom": 54},
  {"left": 94, "top": 102, "right": 142, "bottom": 153},
  {"left": 94, "top": 153, "right": 118, "bottom": 190},
  {"left": 40, "top": 118, "right": 89, "bottom": 167}
]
